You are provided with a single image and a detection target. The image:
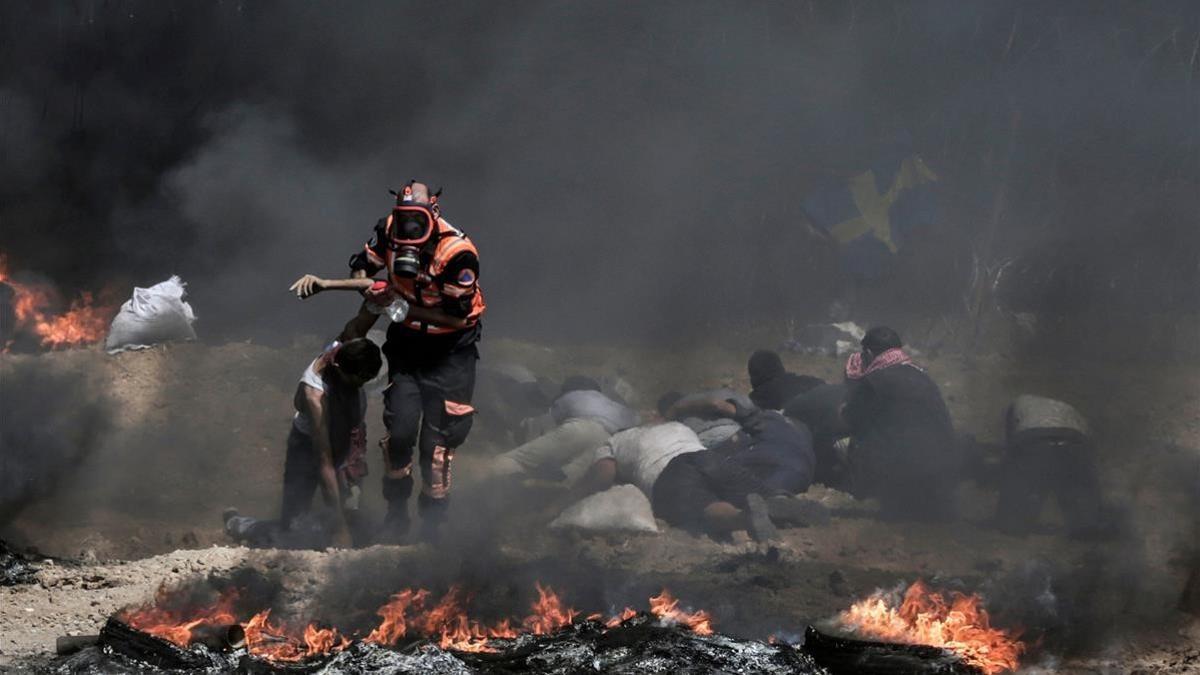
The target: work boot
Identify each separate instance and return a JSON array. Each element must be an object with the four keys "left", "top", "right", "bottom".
[
  {"left": 379, "top": 477, "right": 414, "bottom": 544},
  {"left": 378, "top": 506, "right": 410, "bottom": 545},
  {"left": 745, "top": 494, "right": 778, "bottom": 543},
  {"left": 766, "top": 495, "right": 831, "bottom": 527},
  {"left": 417, "top": 493, "right": 449, "bottom": 545}
]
